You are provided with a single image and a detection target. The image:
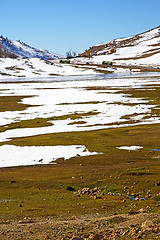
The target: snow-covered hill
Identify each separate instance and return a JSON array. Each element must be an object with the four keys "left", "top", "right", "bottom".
[
  {"left": 1, "top": 26, "right": 160, "bottom": 79},
  {"left": 0, "top": 36, "right": 62, "bottom": 60},
  {"left": 78, "top": 26, "right": 160, "bottom": 67},
  {"left": 0, "top": 57, "right": 99, "bottom": 79},
  {"left": 0, "top": 36, "right": 101, "bottom": 79},
  {"left": 0, "top": 36, "right": 100, "bottom": 78}
]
